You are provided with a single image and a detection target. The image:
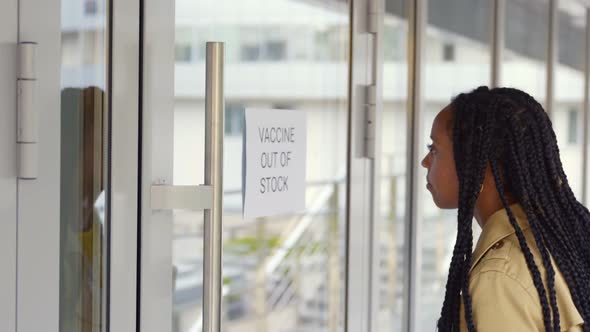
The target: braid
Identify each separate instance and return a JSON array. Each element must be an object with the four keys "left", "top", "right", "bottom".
[
  {"left": 437, "top": 86, "right": 590, "bottom": 332},
  {"left": 496, "top": 89, "right": 590, "bottom": 319},
  {"left": 492, "top": 133, "right": 553, "bottom": 332},
  {"left": 503, "top": 108, "right": 560, "bottom": 331},
  {"left": 460, "top": 96, "right": 497, "bottom": 332}
]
